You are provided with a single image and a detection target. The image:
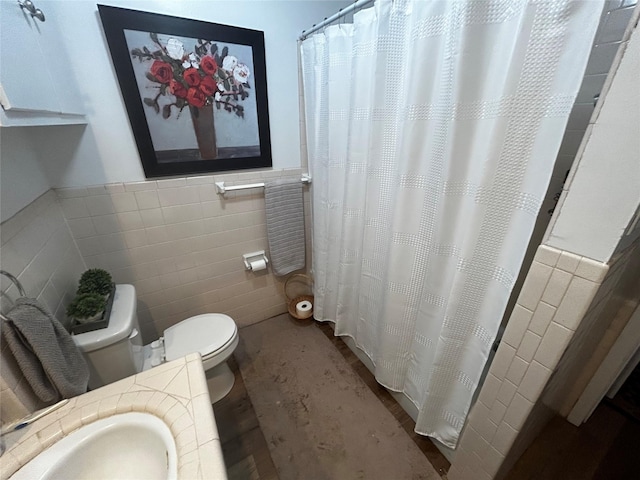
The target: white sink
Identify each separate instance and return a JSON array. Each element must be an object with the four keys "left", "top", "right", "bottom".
[{"left": 11, "top": 412, "right": 177, "bottom": 480}]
